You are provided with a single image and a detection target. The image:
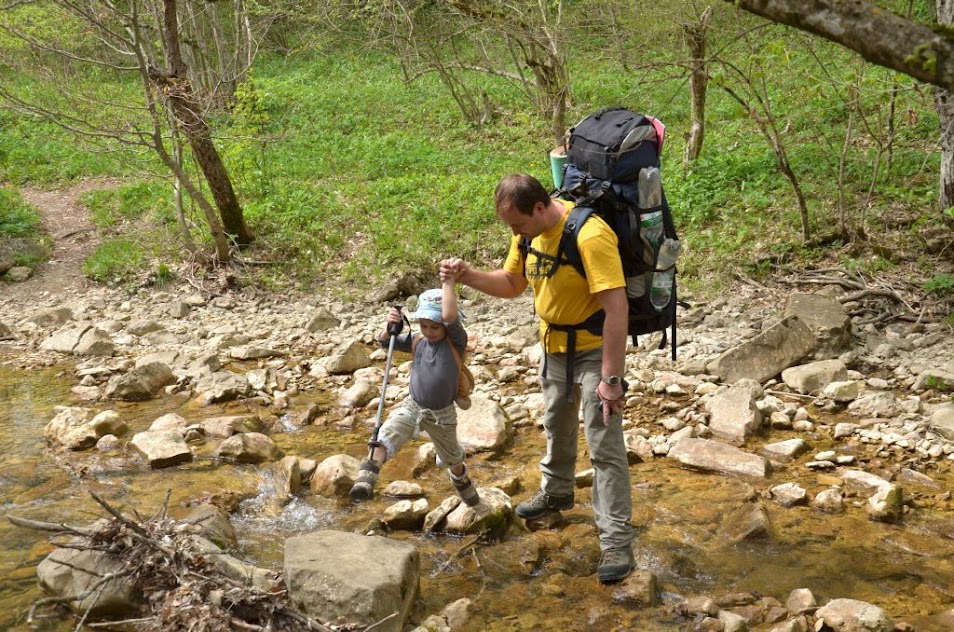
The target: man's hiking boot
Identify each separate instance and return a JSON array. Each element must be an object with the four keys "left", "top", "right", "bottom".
[
  {"left": 349, "top": 459, "right": 380, "bottom": 502},
  {"left": 515, "top": 489, "right": 574, "bottom": 519},
  {"left": 598, "top": 545, "right": 635, "bottom": 584},
  {"left": 449, "top": 468, "right": 480, "bottom": 507}
]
